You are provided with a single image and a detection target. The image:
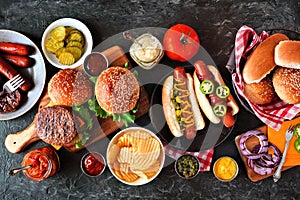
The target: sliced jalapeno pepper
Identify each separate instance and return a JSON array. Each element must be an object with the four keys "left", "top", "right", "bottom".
[
  {"left": 293, "top": 124, "right": 300, "bottom": 138},
  {"left": 200, "top": 80, "right": 214, "bottom": 94},
  {"left": 294, "top": 138, "right": 300, "bottom": 153},
  {"left": 213, "top": 103, "right": 227, "bottom": 117},
  {"left": 216, "top": 85, "right": 230, "bottom": 99}
]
